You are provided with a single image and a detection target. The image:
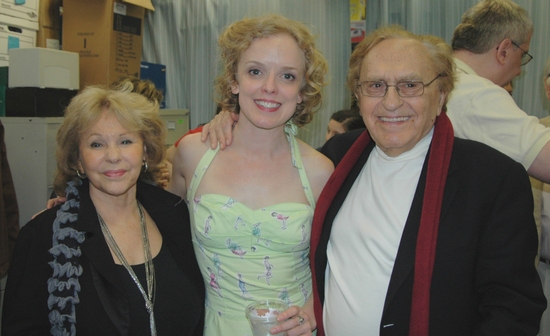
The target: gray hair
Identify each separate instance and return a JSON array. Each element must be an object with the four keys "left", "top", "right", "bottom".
[{"left": 451, "top": 0, "right": 533, "bottom": 53}]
